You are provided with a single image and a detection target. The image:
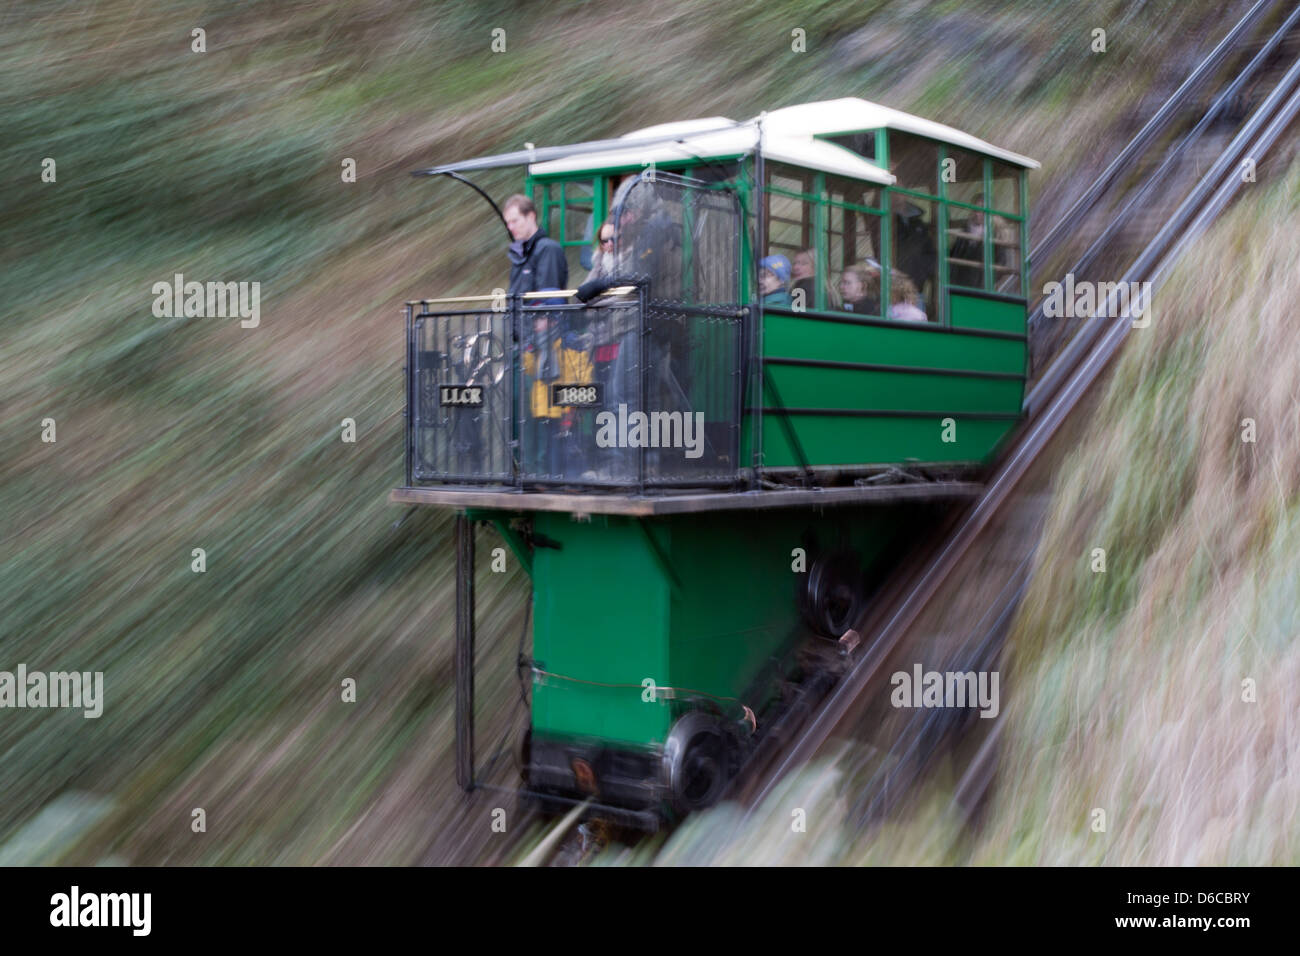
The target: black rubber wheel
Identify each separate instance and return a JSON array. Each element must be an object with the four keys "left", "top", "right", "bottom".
[
  {"left": 665, "top": 713, "right": 732, "bottom": 814},
  {"left": 679, "top": 733, "right": 725, "bottom": 809},
  {"left": 803, "top": 550, "right": 865, "bottom": 637}
]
